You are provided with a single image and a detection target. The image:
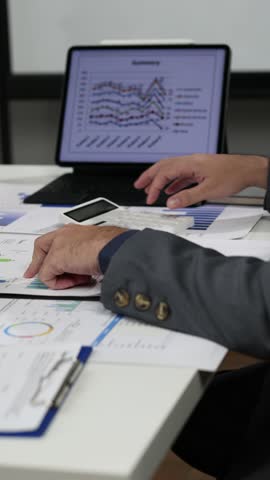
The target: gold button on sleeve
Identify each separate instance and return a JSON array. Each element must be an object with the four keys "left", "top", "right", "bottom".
[
  {"left": 113, "top": 289, "right": 130, "bottom": 308},
  {"left": 155, "top": 301, "right": 170, "bottom": 321},
  {"left": 135, "top": 293, "right": 152, "bottom": 311}
]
